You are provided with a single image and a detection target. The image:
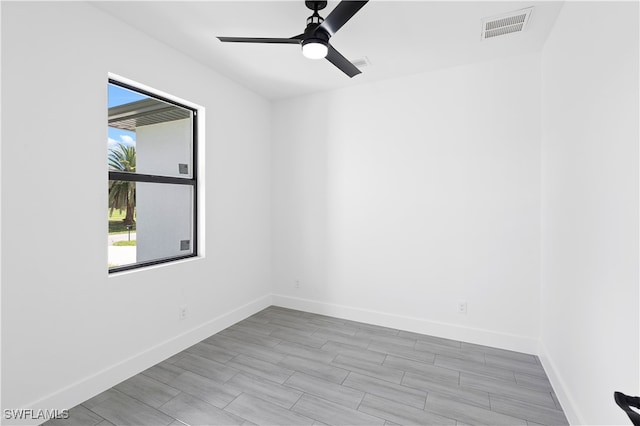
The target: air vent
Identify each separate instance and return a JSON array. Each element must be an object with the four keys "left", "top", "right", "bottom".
[
  {"left": 481, "top": 7, "right": 533, "bottom": 40},
  {"left": 350, "top": 56, "right": 371, "bottom": 69}
]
